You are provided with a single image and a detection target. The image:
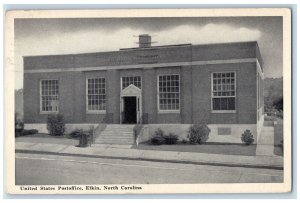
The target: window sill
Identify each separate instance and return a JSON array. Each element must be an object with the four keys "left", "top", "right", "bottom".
[
  {"left": 211, "top": 110, "right": 236, "bottom": 113},
  {"left": 40, "top": 111, "right": 59, "bottom": 114},
  {"left": 86, "top": 111, "right": 106, "bottom": 114},
  {"left": 158, "top": 110, "right": 180, "bottom": 114}
]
